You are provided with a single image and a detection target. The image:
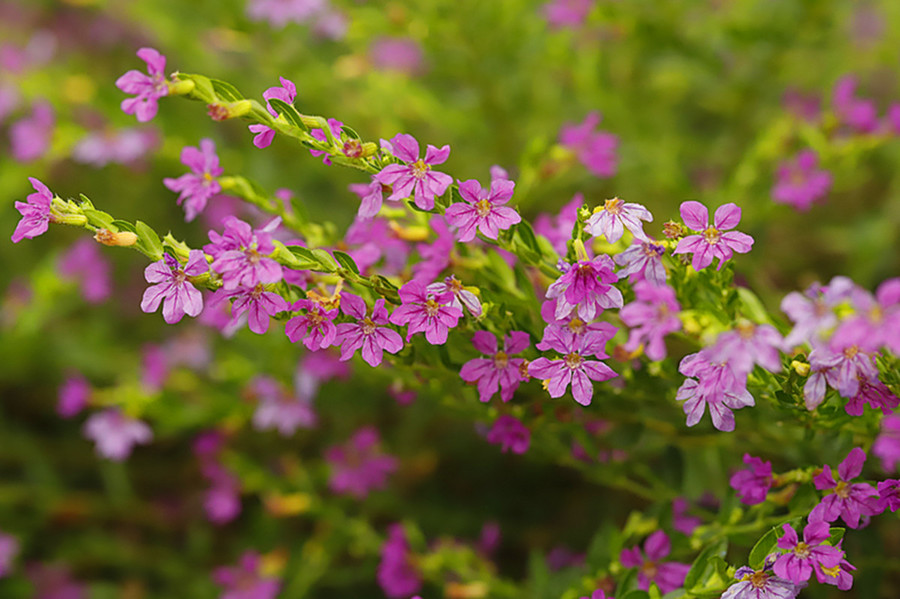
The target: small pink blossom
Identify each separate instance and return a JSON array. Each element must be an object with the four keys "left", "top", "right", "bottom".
[
  {"left": 212, "top": 552, "right": 281, "bottom": 599},
  {"left": 427, "top": 275, "right": 482, "bottom": 317},
  {"left": 250, "top": 376, "right": 316, "bottom": 436},
  {"left": 585, "top": 197, "right": 652, "bottom": 243},
  {"left": 810, "top": 447, "right": 882, "bottom": 529},
  {"left": 542, "top": 0, "right": 595, "bottom": 29},
  {"left": 619, "top": 282, "right": 681, "bottom": 361},
  {"left": 12, "top": 177, "right": 53, "bottom": 243},
  {"left": 369, "top": 37, "right": 425, "bottom": 75},
  {"left": 614, "top": 239, "right": 667, "bottom": 286},
  {"left": 389, "top": 280, "right": 463, "bottom": 345},
  {"left": 285, "top": 299, "right": 338, "bottom": 350},
  {"left": 460, "top": 331, "right": 529, "bottom": 402},
  {"left": 445, "top": 178, "right": 521, "bottom": 241},
  {"left": 374, "top": 133, "right": 452, "bottom": 211},
  {"left": 528, "top": 327, "right": 617, "bottom": 406},
  {"left": 248, "top": 76, "right": 297, "bottom": 148},
  {"left": 116, "top": 47, "right": 169, "bottom": 122},
  {"left": 334, "top": 292, "right": 404, "bottom": 366},
  {"left": 57, "top": 238, "right": 112, "bottom": 303},
  {"left": 772, "top": 150, "right": 832, "bottom": 211},
  {"left": 378, "top": 524, "right": 422, "bottom": 598},
  {"left": 325, "top": 427, "right": 397, "bottom": 498},
  {"left": 163, "top": 138, "right": 223, "bottom": 222},
  {"left": 773, "top": 521, "right": 843, "bottom": 584},
  {"left": 223, "top": 284, "right": 289, "bottom": 335},
  {"left": 83, "top": 409, "right": 153, "bottom": 461},
  {"left": 140, "top": 250, "right": 207, "bottom": 324},
  {"left": 10, "top": 101, "right": 54, "bottom": 162},
  {"left": 206, "top": 217, "right": 283, "bottom": 290},
  {"left": 673, "top": 201, "right": 754, "bottom": 271},
  {"left": 545, "top": 254, "right": 622, "bottom": 321},
  {"left": 58, "top": 374, "right": 90, "bottom": 418},
  {"left": 729, "top": 454, "right": 773, "bottom": 505},
  {"left": 486, "top": 415, "right": 530, "bottom": 454},
  {"left": 559, "top": 111, "right": 618, "bottom": 177},
  {"left": 619, "top": 531, "right": 690, "bottom": 593}
]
